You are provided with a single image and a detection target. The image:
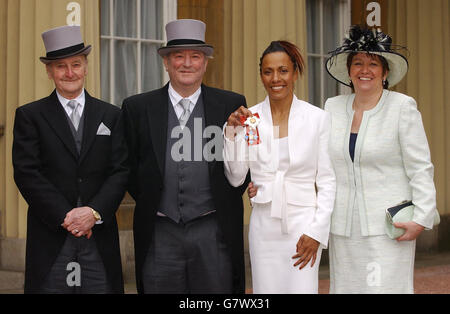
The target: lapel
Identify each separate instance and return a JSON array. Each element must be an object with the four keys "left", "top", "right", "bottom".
[
  {"left": 147, "top": 84, "right": 169, "bottom": 176},
  {"left": 257, "top": 97, "right": 278, "bottom": 171},
  {"left": 79, "top": 90, "right": 107, "bottom": 163},
  {"left": 201, "top": 84, "right": 226, "bottom": 172},
  {"left": 41, "top": 90, "right": 78, "bottom": 159},
  {"left": 257, "top": 95, "right": 306, "bottom": 170},
  {"left": 287, "top": 95, "right": 306, "bottom": 165},
  {"left": 346, "top": 90, "right": 389, "bottom": 165}
]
